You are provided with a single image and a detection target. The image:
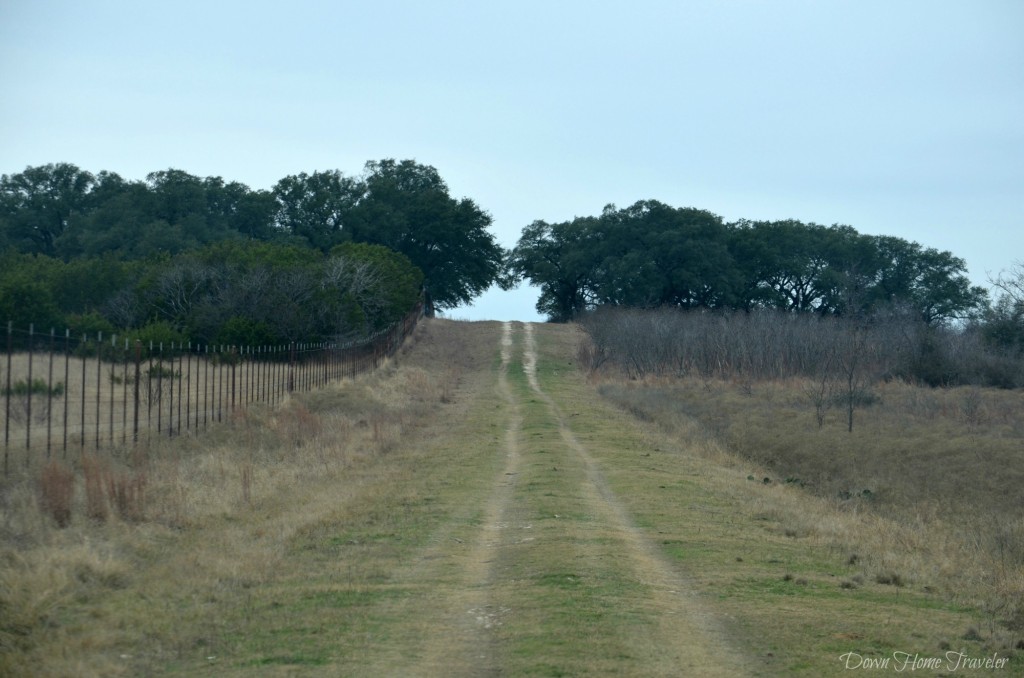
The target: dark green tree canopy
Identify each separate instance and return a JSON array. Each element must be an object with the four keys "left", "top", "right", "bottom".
[
  {"left": 269, "top": 160, "right": 507, "bottom": 310},
  {"left": 0, "top": 163, "right": 95, "bottom": 257},
  {"left": 2, "top": 160, "right": 507, "bottom": 319},
  {"left": 512, "top": 201, "right": 987, "bottom": 324},
  {"left": 272, "top": 170, "right": 360, "bottom": 251},
  {"left": 348, "top": 159, "right": 507, "bottom": 310},
  {"left": 510, "top": 217, "right": 603, "bottom": 322}
]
